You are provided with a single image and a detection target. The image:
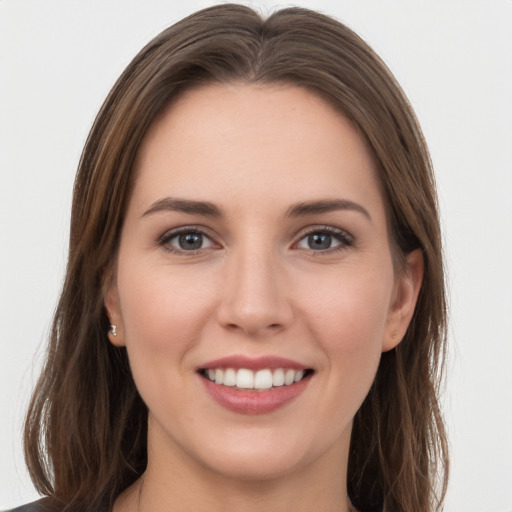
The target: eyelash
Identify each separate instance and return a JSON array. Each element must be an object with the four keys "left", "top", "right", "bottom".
[
  {"left": 296, "top": 225, "right": 354, "bottom": 254},
  {"left": 157, "top": 225, "right": 354, "bottom": 255},
  {"left": 158, "top": 226, "right": 214, "bottom": 255}
]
